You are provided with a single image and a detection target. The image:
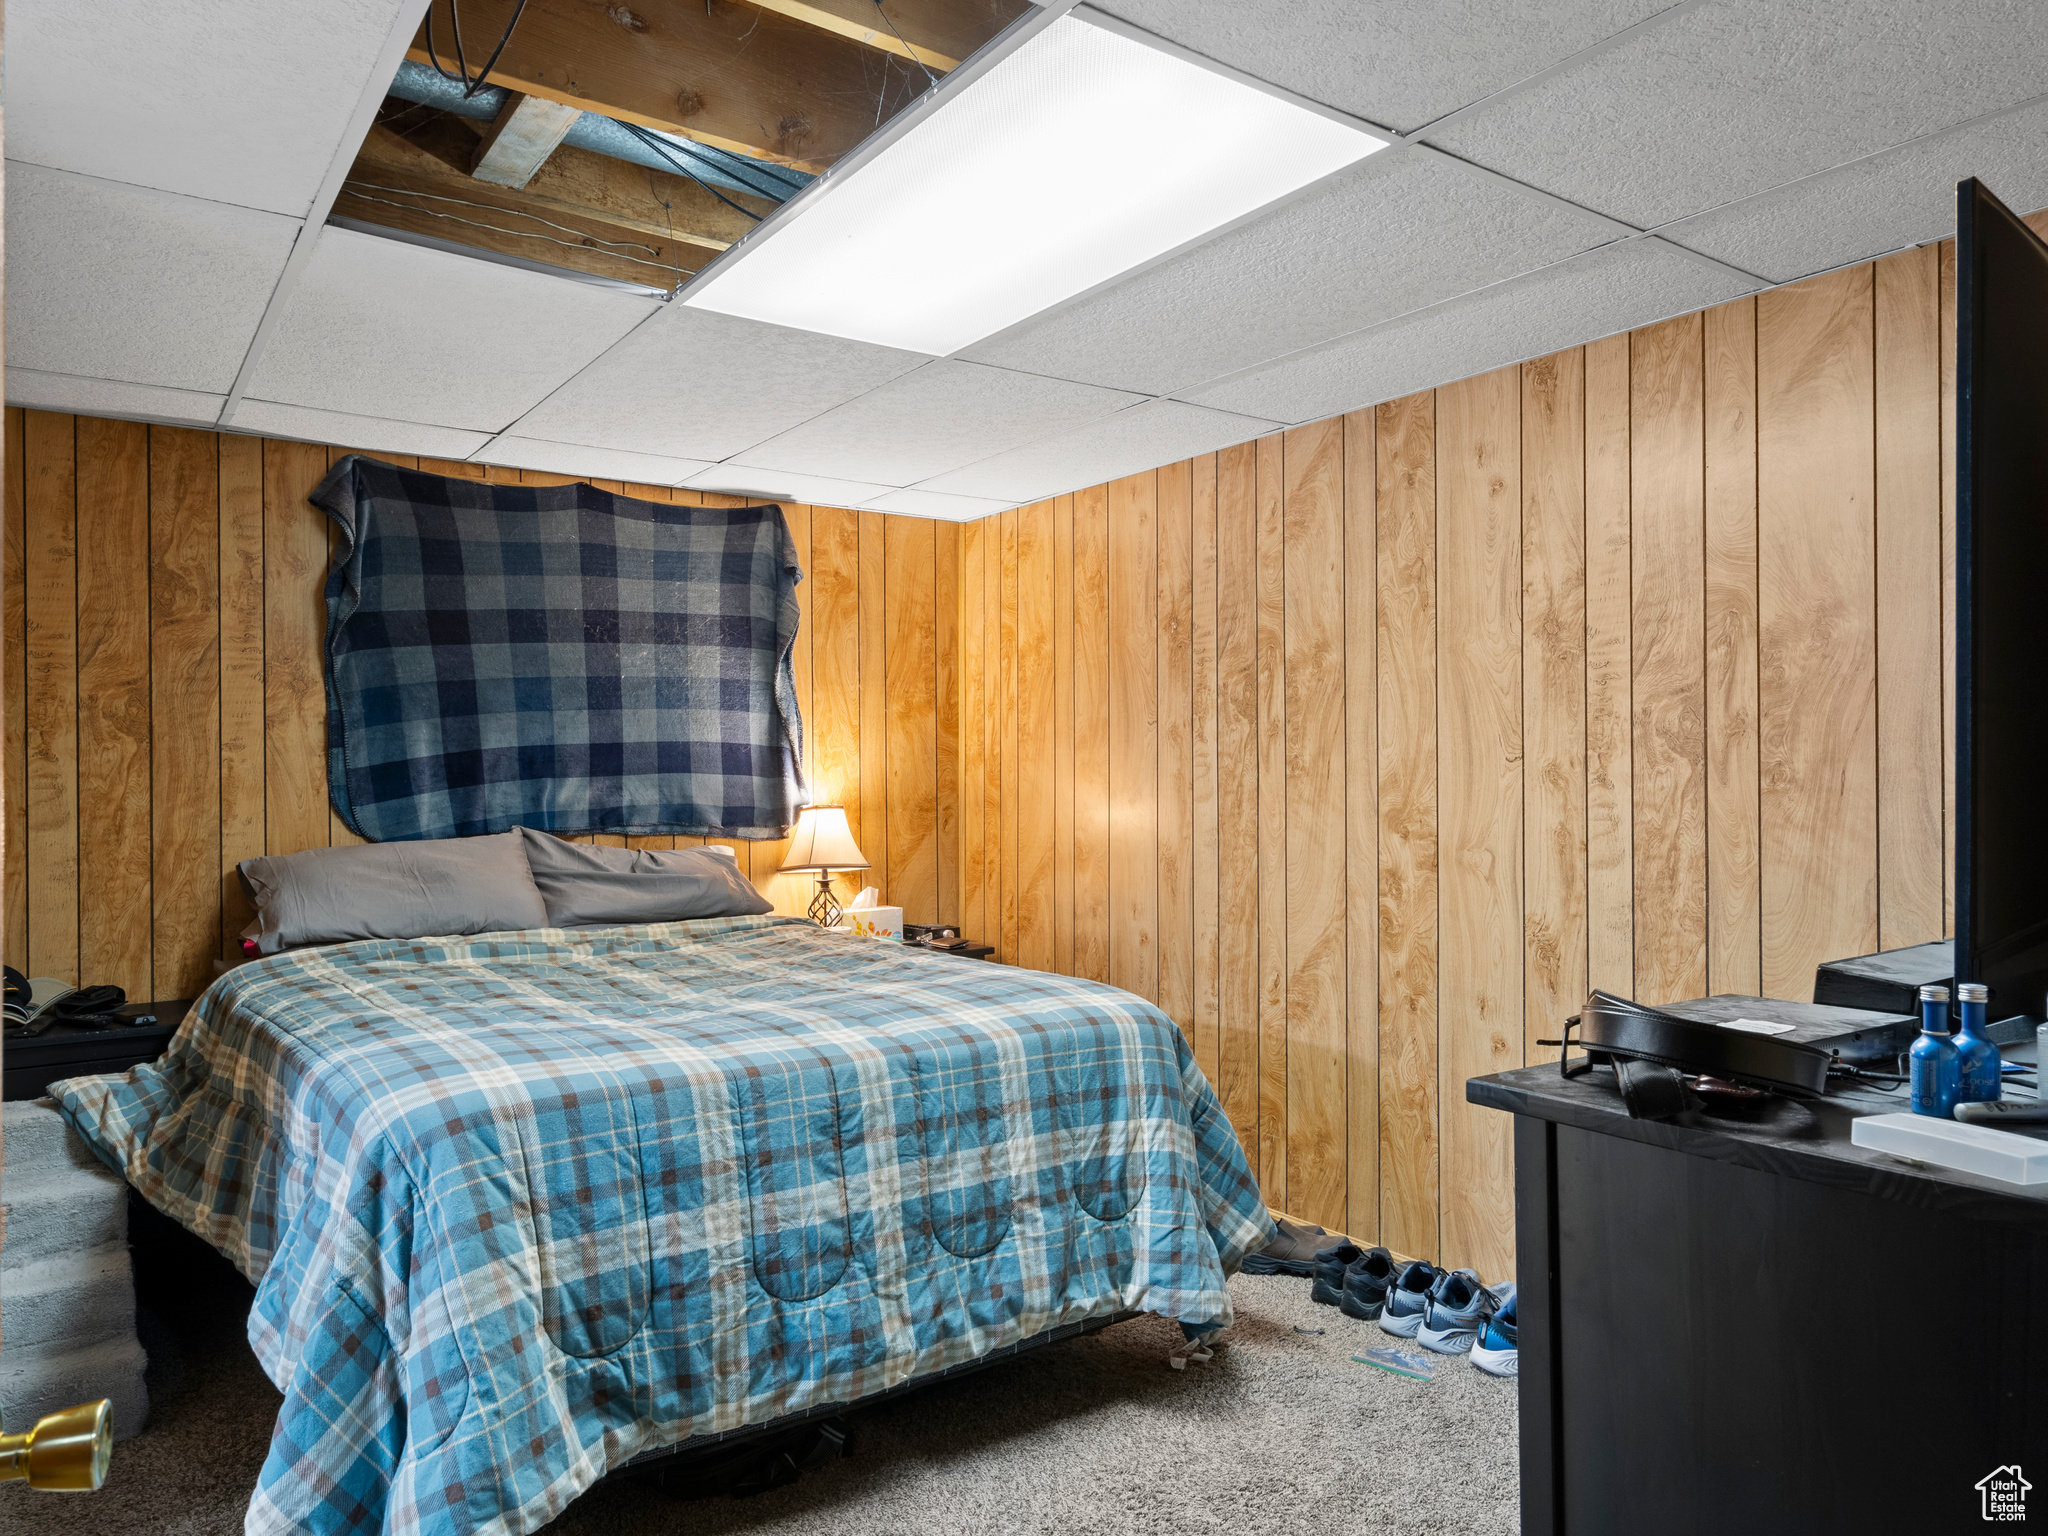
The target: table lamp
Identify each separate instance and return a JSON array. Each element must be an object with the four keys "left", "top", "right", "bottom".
[{"left": 778, "top": 805, "right": 869, "bottom": 927}]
